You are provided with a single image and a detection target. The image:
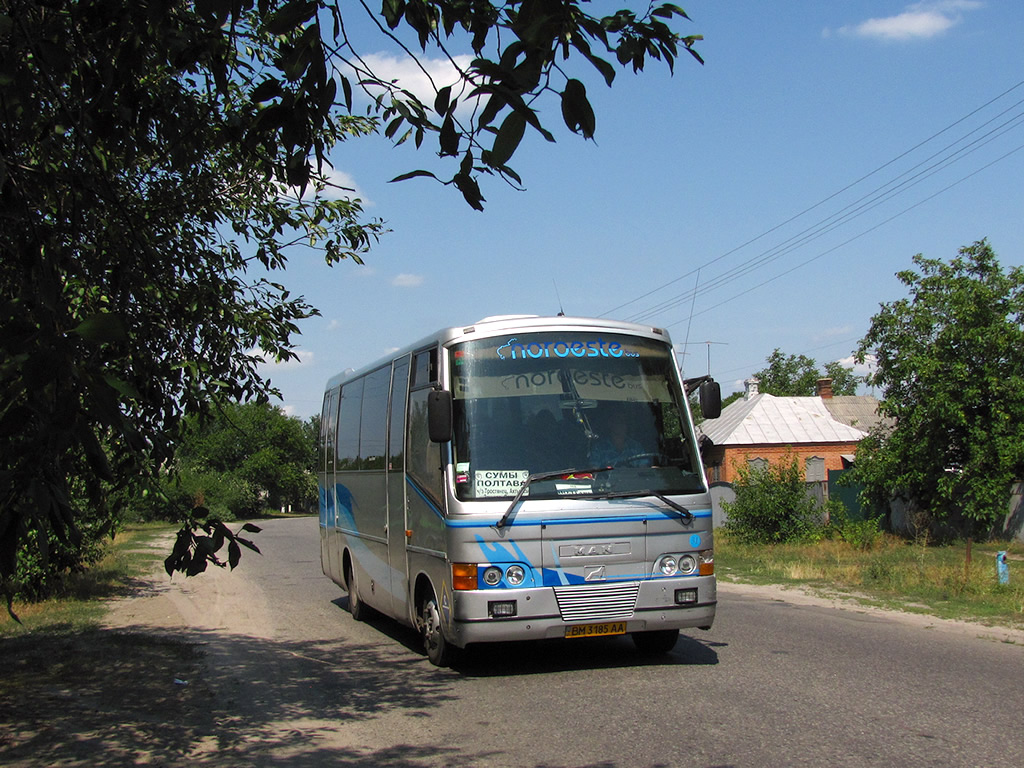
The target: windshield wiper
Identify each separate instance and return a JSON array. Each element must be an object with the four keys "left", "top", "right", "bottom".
[
  {"left": 495, "top": 466, "right": 612, "bottom": 530},
  {"left": 586, "top": 489, "right": 694, "bottom": 524}
]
